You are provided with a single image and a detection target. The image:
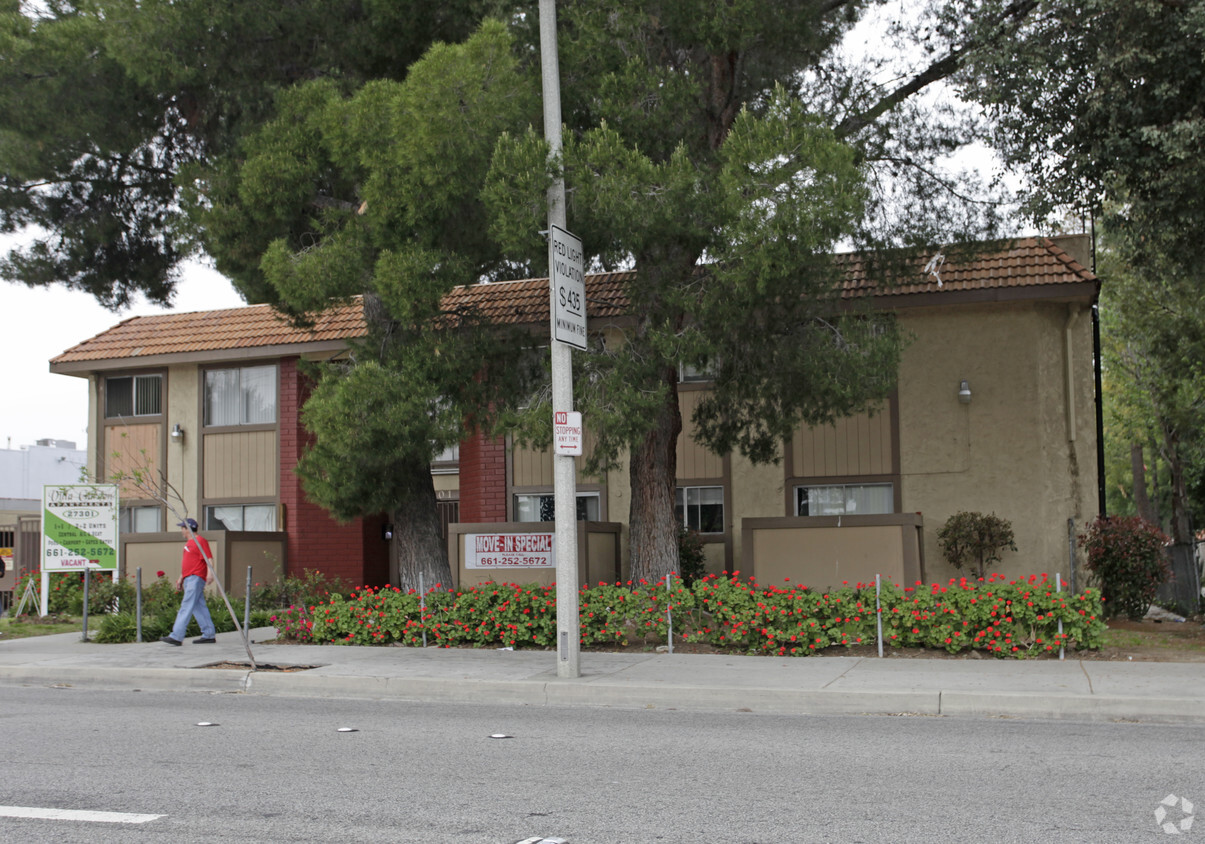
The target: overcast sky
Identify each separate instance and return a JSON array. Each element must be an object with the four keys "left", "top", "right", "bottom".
[{"left": 3, "top": 239, "right": 245, "bottom": 451}]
